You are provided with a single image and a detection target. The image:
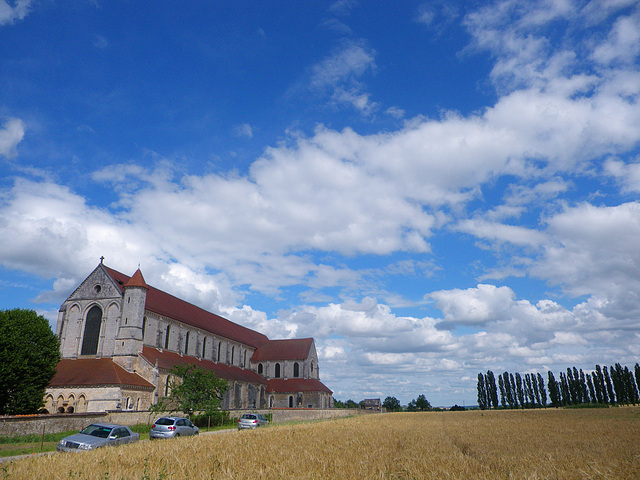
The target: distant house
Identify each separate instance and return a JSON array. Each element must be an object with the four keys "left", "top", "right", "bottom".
[
  {"left": 44, "top": 260, "right": 332, "bottom": 413},
  {"left": 363, "top": 398, "right": 381, "bottom": 410}
]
